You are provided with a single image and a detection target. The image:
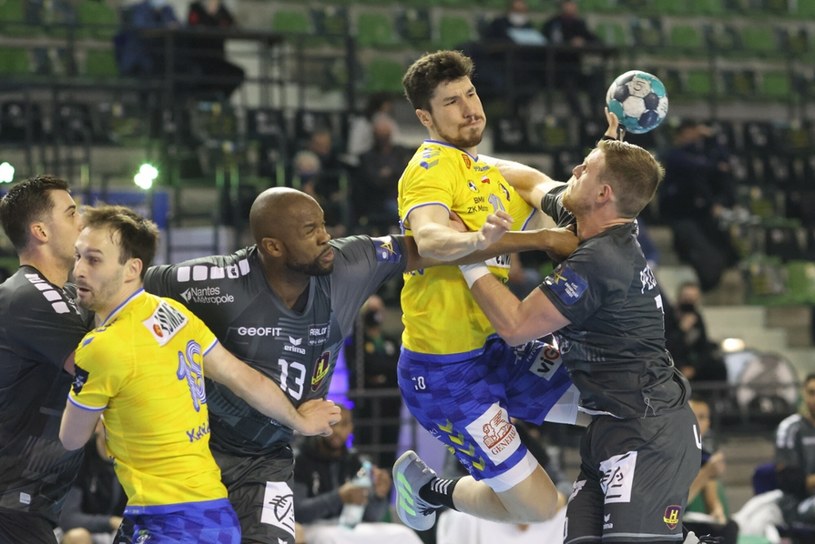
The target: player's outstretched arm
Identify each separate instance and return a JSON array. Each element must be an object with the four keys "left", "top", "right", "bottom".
[
  {"left": 408, "top": 204, "right": 511, "bottom": 261},
  {"left": 480, "top": 155, "right": 567, "bottom": 210},
  {"left": 460, "top": 265, "right": 571, "bottom": 346},
  {"left": 401, "top": 219, "right": 578, "bottom": 272},
  {"left": 205, "top": 343, "right": 341, "bottom": 436}
]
